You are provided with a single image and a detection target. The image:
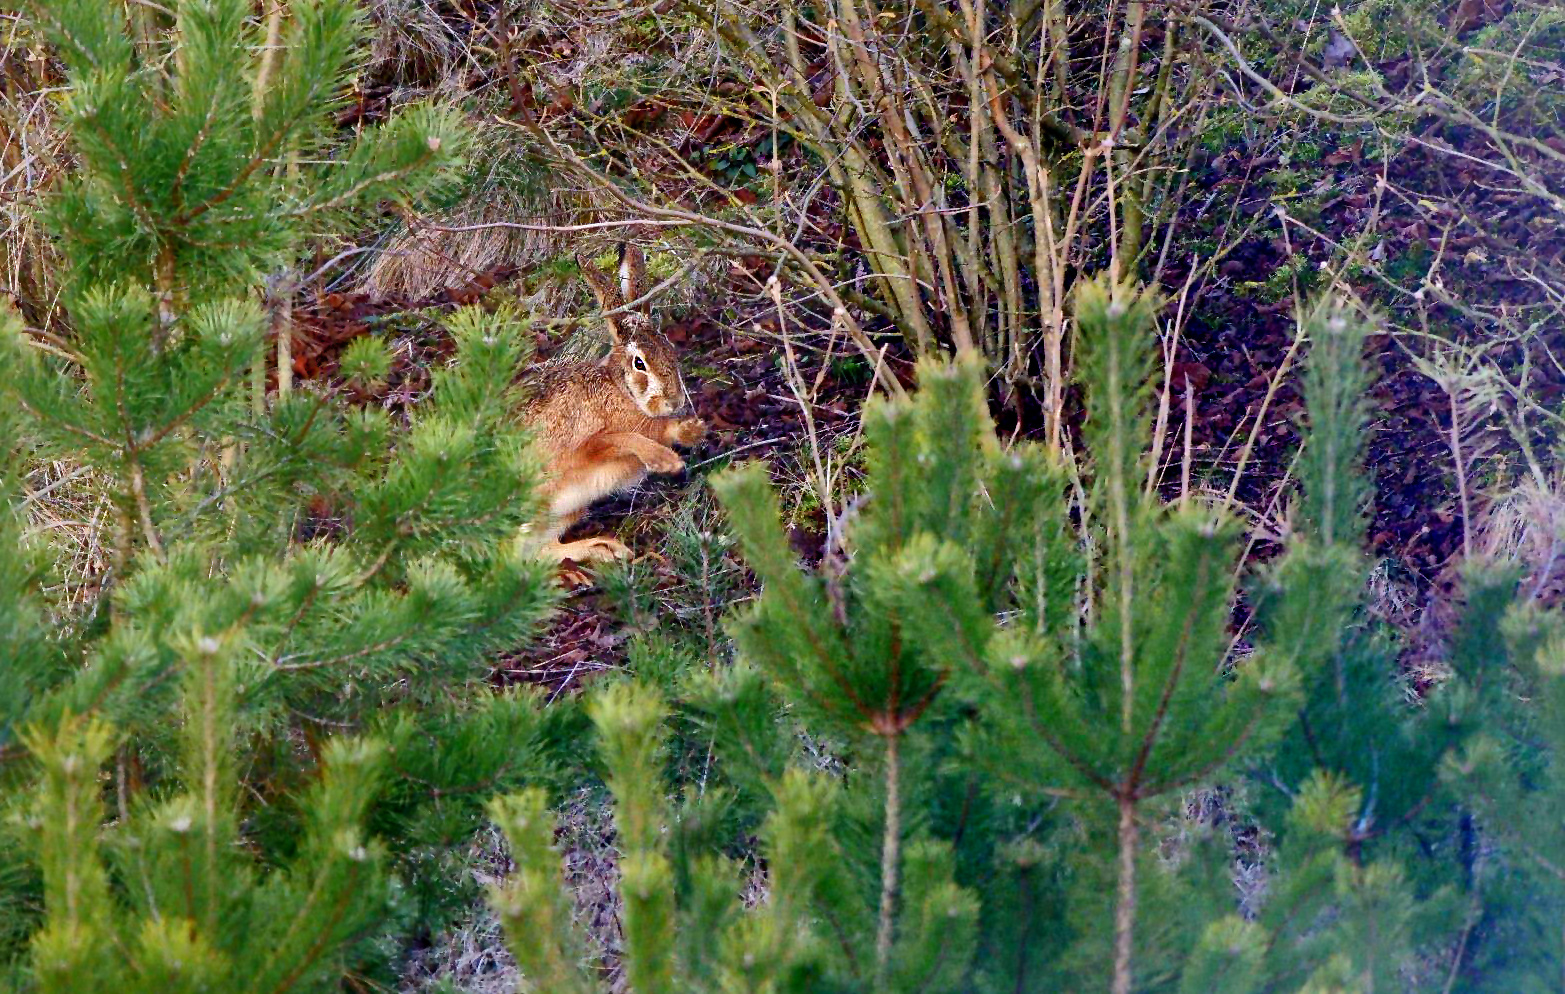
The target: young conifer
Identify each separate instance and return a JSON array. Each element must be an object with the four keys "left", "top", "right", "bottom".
[
  {"left": 1217, "top": 302, "right": 1469, "bottom": 989},
  {"left": 489, "top": 679, "right": 842, "bottom": 994},
  {"left": 922, "top": 278, "right": 1300, "bottom": 992},
  {"left": 483, "top": 277, "right": 1302, "bottom": 991},
  {"left": 1, "top": 0, "right": 555, "bottom": 979},
  {"left": 1438, "top": 576, "right": 1565, "bottom": 986},
  {"left": 483, "top": 284, "right": 1563, "bottom": 990},
  {"left": 17, "top": 639, "right": 389, "bottom": 993}
]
